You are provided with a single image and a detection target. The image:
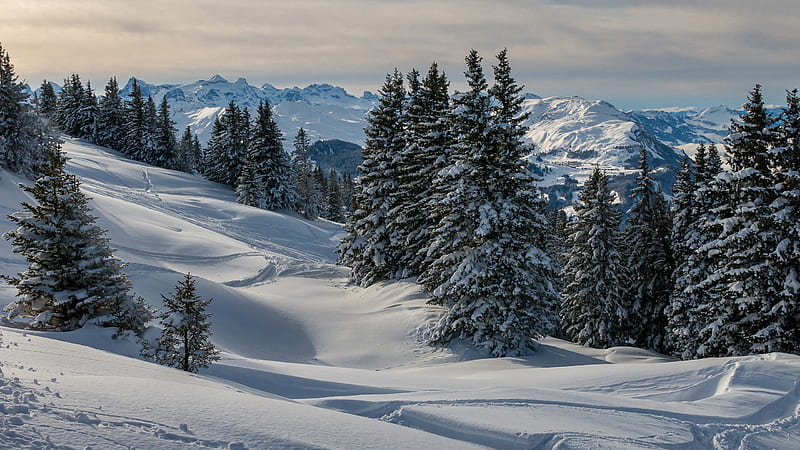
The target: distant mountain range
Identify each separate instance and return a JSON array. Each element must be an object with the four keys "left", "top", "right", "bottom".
[{"left": 33, "top": 75, "right": 774, "bottom": 206}]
